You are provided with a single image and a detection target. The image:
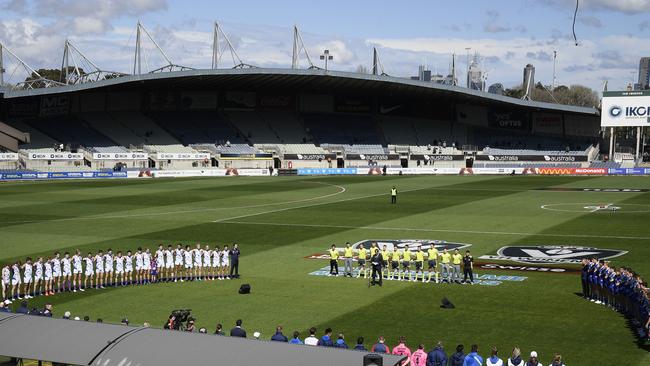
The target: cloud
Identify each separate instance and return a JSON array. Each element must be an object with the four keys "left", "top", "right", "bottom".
[
  {"left": 541, "top": 0, "right": 650, "bottom": 14},
  {"left": 483, "top": 10, "right": 511, "bottom": 33},
  {"left": 526, "top": 51, "right": 553, "bottom": 61},
  {"left": 640, "top": 20, "right": 650, "bottom": 30},
  {"left": 1, "top": 0, "right": 27, "bottom": 12},
  {"left": 579, "top": 16, "right": 603, "bottom": 28}
]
